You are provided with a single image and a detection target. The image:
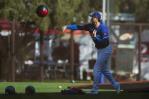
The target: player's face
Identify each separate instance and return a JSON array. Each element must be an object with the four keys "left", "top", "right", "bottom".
[{"left": 91, "top": 17, "right": 99, "bottom": 25}]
